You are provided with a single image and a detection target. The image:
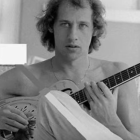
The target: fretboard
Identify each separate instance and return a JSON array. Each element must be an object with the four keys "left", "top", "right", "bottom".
[{"left": 70, "top": 63, "right": 140, "bottom": 105}]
